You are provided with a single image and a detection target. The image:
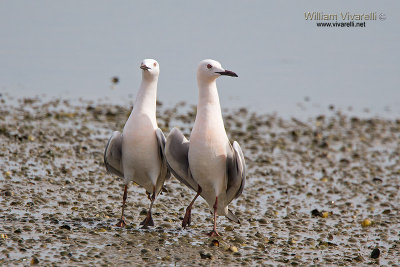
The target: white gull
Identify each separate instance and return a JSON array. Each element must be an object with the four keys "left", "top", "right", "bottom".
[
  {"left": 104, "top": 59, "right": 169, "bottom": 228},
  {"left": 165, "top": 59, "right": 246, "bottom": 236}
]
